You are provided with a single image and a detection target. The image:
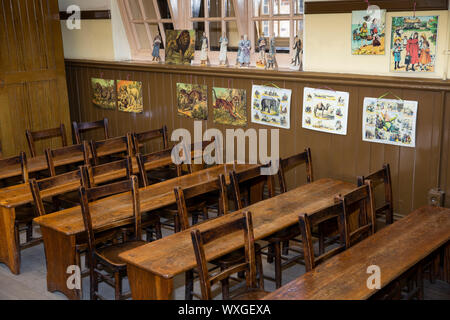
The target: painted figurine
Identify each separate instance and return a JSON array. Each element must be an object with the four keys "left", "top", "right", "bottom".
[
  {"left": 219, "top": 33, "right": 228, "bottom": 66},
  {"left": 152, "top": 34, "right": 162, "bottom": 62},
  {"left": 257, "top": 35, "right": 266, "bottom": 60},
  {"left": 266, "top": 52, "right": 275, "bottom": 70},
  {"left": 269, "top": 34, "right": 276, "bottom": 55},
  {"left": 238, "top": 34, "right": 251, "bottom": 67},
  {"left": 292, "top": 35, "right": 302, "bottom": 67},
  {"left": 200, "top": 32, "right": 208, "bottom": 65}
]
